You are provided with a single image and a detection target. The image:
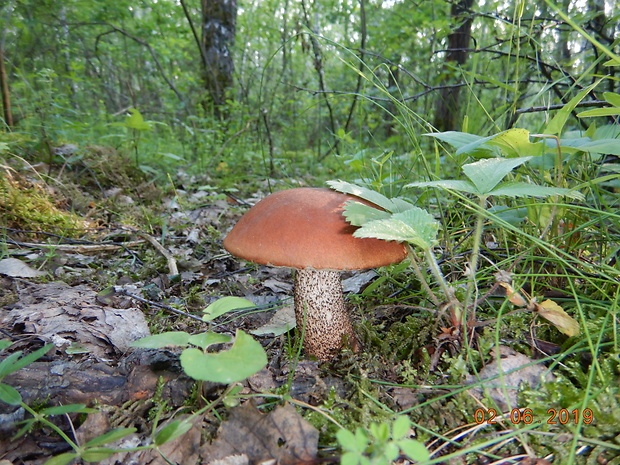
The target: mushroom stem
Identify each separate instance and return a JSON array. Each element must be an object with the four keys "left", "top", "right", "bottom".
[{"left": 293, "top": 269, "right": 359, "bottom": 361}]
